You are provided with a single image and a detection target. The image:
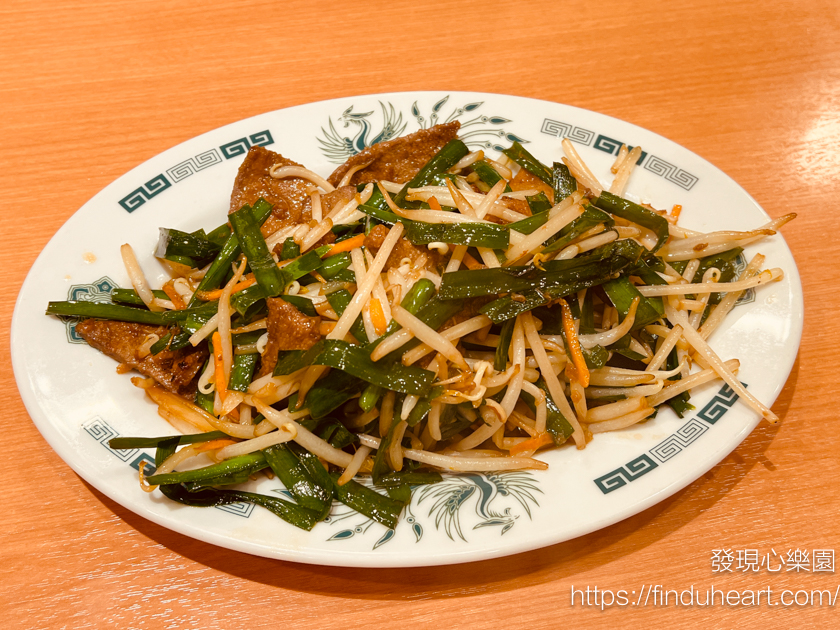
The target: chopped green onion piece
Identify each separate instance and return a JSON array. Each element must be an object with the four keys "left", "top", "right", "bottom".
[
  {"left": 187, "top": 200, "right": 273, "bottom": 307},
  {"left": 274, "top": 340, "right": 435, "bottom": 396},
  {"left": 552, "top": 162, "right": 576, "bottom": 202},
  {"left": 471, "top": 160, "right": 512, "bottom": 192},
  {"left": 526, "top": 192, "right": 552, "bottom": 215},
  {"left": 294, "top": 369, "right": 364, "bottom": 419},
  {"left": 593, "top": 191, "right": 669, "bottom": 252},
  {"left": 359, "top": 383, "right": 384, "bottom": 412},
  {"left": 280, "top": 237, "right": 300, "bottom": 260},
  {"left": 109, "top": 431, "right": 229, "bottom": 450},
  {"left": 541, "top": 206, "right": 614, "bottom": 255},
  {"left": 601, "top": 276, "right": 665, "bottom": 330},
  {"left": 146, "top": 452, "right": 268, "bottom": 485},
  {"left": 440, "top": 240, "right": 644, "bottom": 300},
  {"left": 520, "top": 378, "right": 575, "bottom": 445},
  {"left": 154, "top": 228, "right": 221, "bottom": 264},
  {"left": 228, "top": 353, "right": 258, "bottom": 393},
  {"left": 326, "top": 289, "right": 368, "bottom": 345},
  {"left": 502, "top": 141, "right": 552, "bottom": 184},
  {"left": 393, "top": 139, "right": 470, "bottom": 208},
  {"left": 229, "top": 205, "right": 285, "bottom": 297},
  {"left": 319, "top": 252, "right": 352, "bottom": 279},
  {"left": 330, "top": 472, "right": 404, "bottom": 529},
  {"left": 494, "top": 318, "right": 515, "bottom": 371},
  {"left": 264, "top": 444, "right": 332, "bottom": 514},
  {"left": 110, "top": 288, "right": 169, "bottom": 306},
  {"left": 403, "top": 221, "right": 509, "bottom": 249}
]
